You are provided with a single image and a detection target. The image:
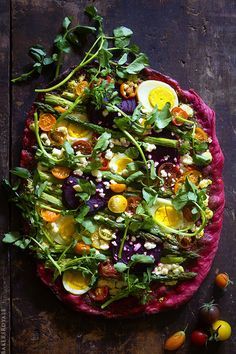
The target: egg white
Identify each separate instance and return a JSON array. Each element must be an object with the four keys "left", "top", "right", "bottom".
[
  {"left": 137, "top": 80, "right": 178, "bottom": 113},
  {"left": 47, "top": 215, "right": 78, "bottom": 245},
  {"left": 109, "top": 153, "right": 133, "bottom": 175},
  {"left": 62, "top": 270, "right": 91, "bottom": 295}
]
